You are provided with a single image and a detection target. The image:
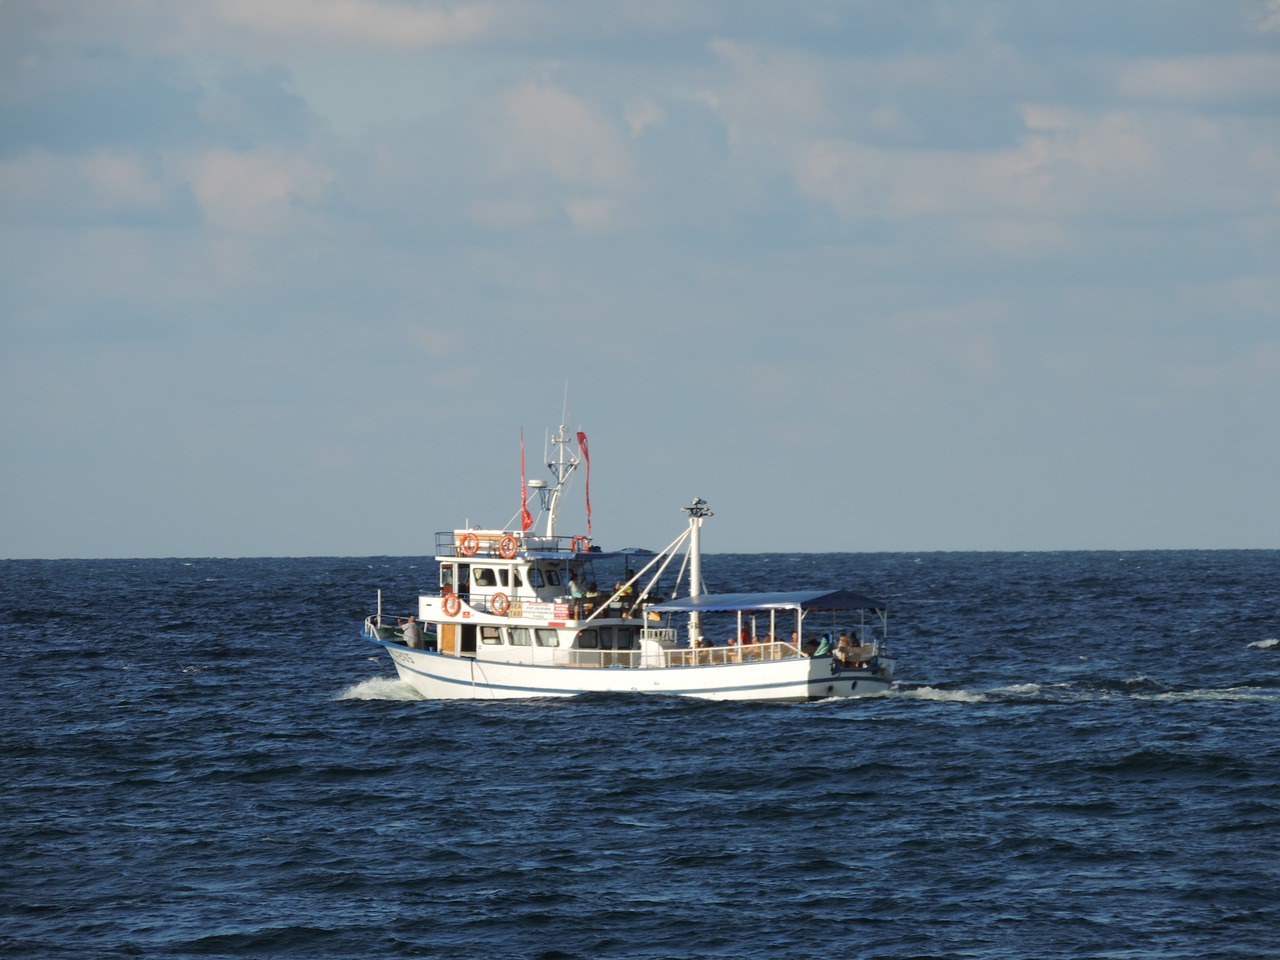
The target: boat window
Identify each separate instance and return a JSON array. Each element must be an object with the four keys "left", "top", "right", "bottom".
[
  {"left": 498, "top": 569, "right": 509, "bottom": 587},
  {"left": 473, "top": 568, "right": 496, "bottom": 587},
  {"left": 577, "top": 629, "right": 598, "bottom": 649},
  {"left": 480, "top": 626, "right": 503, "bottom": 645},
  {"left": 546, "top": 569, "right": 562, "bottom": 586},
  {"left": 535, "top": 628, "right": 560, "bottom": 647},
  {"left": 512, "top": 569, "right": 523, "bottom": 587},
  {"left": 597, "top": 628, "right": 614, "bottom": 650},
  {"left": 528, "top": 567, "right": 545, "bottom": 587},
  {"left": 616, "top": 627, "right": 637, "bottom": 650},
  {"left": 509, "top": 627, "right": 532, "bottom": 646}
]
